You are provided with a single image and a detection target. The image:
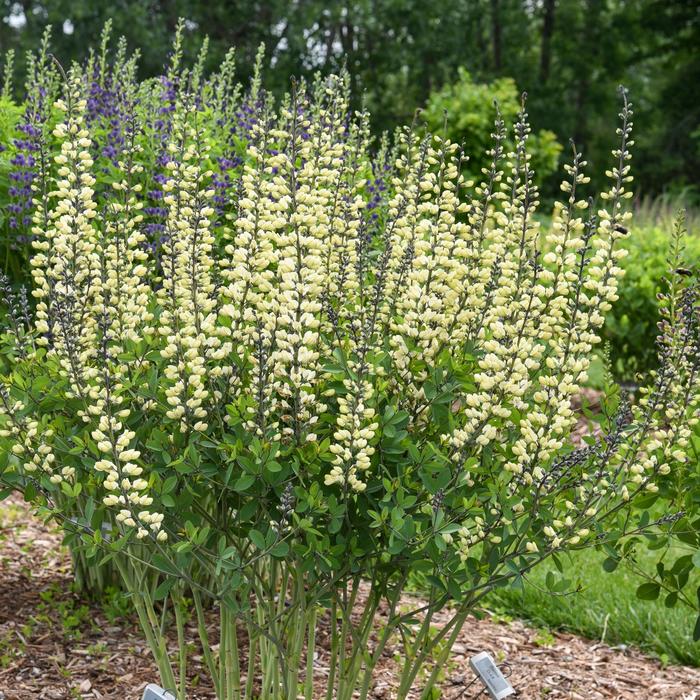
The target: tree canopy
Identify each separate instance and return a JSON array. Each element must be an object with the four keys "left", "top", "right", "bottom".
[{"left": 1, "top": 0, "right": 698, "bottom": 198}]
